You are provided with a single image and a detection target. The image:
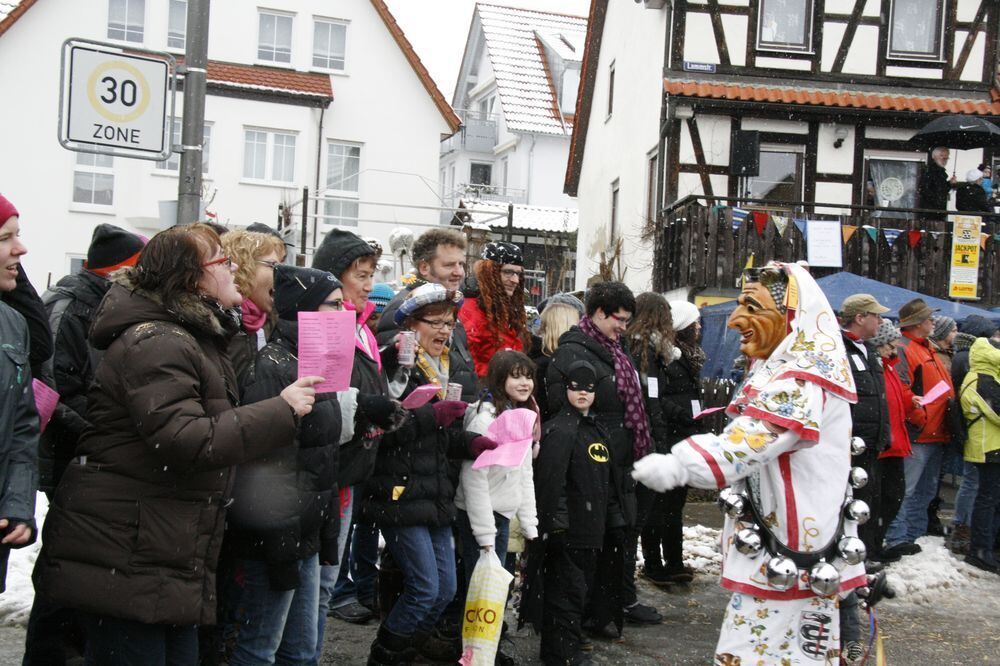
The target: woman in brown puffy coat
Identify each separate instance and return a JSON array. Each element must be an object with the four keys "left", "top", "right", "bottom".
[{"left": 33, "top": 224, "right": 319, "bottom": 665}]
